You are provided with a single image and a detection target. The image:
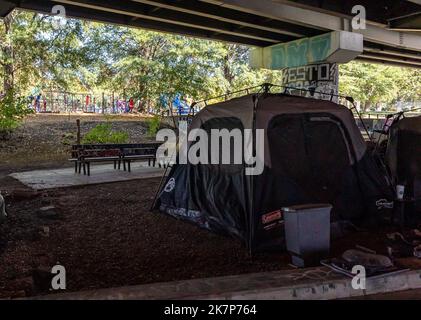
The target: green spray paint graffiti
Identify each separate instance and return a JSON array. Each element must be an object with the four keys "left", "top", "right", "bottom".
[
  {"left": 250, "top": 31, "right": 363, "bottom": 70},
  {"left": 271, "top": 33, "right": 331, "bottom": 69}
]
